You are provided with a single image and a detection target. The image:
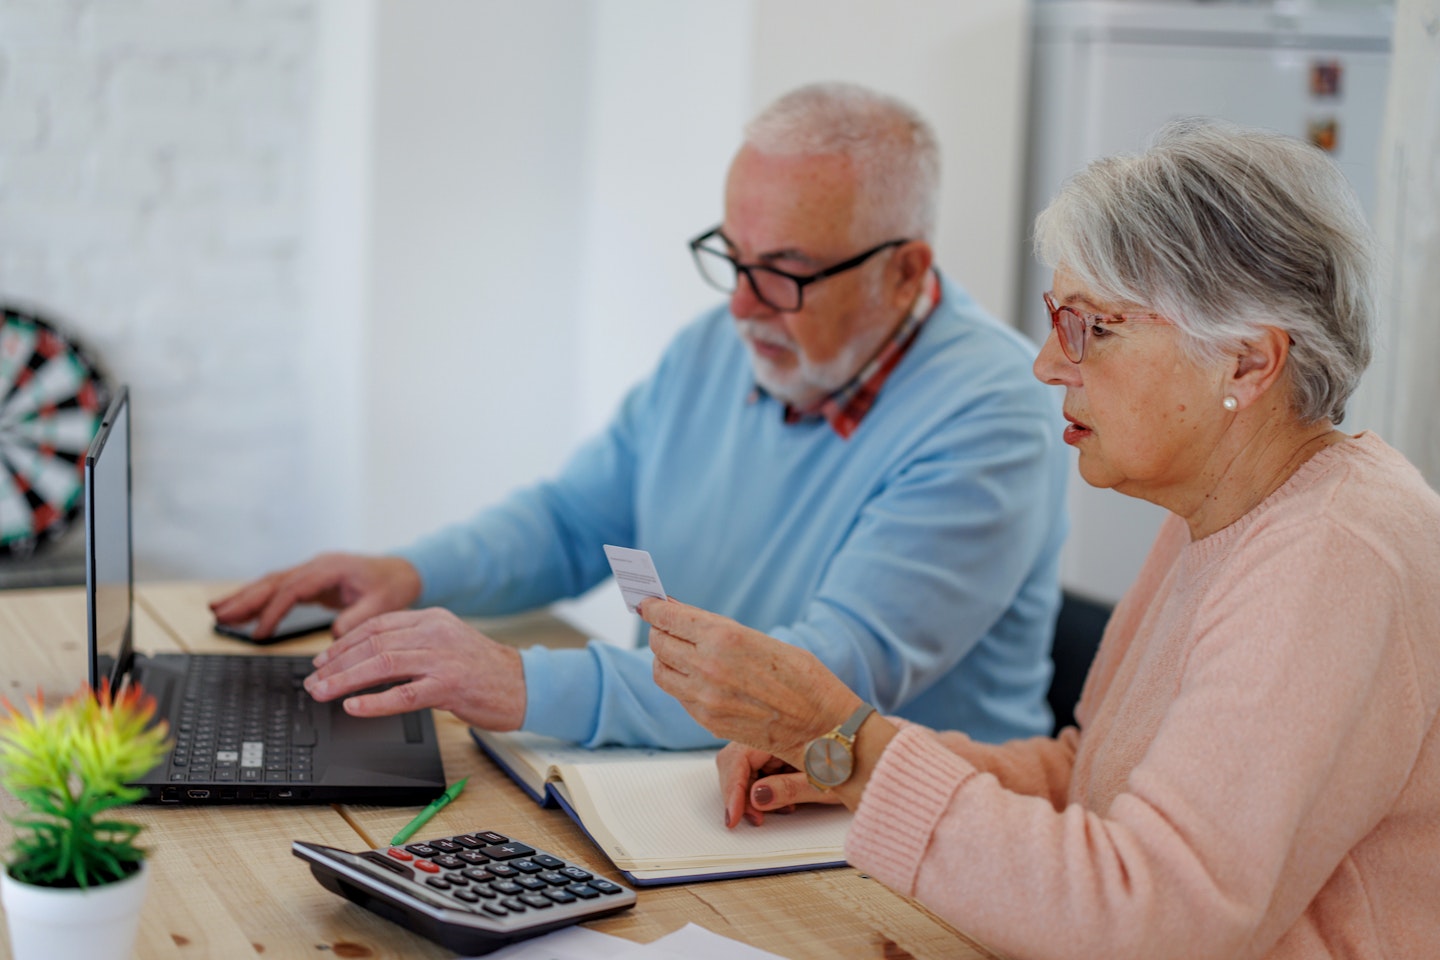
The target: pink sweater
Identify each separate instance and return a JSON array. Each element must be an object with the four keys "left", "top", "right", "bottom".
[{"left": 847, "top": 433, "right": 1440, "bottom": 959}]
